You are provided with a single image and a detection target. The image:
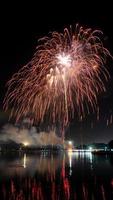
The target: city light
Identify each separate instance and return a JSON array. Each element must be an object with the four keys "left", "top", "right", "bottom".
[
  {"left": 68, "top": 141, "right": 73, "bottom": 145},
  {"left": 23, "top": 142, "right": 29, "bottom": 147},
  {"left": 89, "top": 147, "right": 93, "bottom": 151}
]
